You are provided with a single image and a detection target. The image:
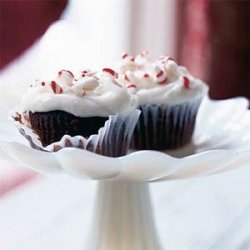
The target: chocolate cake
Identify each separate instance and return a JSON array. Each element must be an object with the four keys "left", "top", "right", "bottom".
[{"left": 14, "top": 69, "right": 140, "bottom": 156}]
